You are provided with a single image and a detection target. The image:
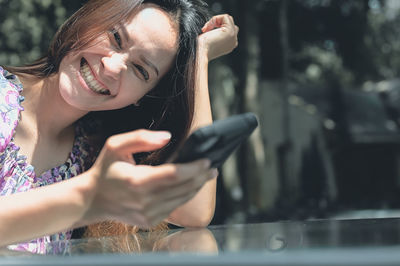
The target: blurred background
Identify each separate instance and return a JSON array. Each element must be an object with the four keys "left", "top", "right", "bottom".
[{"left": 1, "top": 0, "right": 400, "bottom": 225}]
